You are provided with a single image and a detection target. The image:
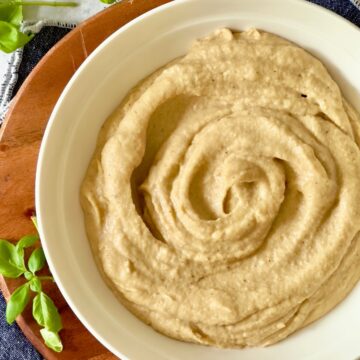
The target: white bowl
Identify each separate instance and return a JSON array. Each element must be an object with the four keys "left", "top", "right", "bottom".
[{"left": 36, "top": 0, "right": 360, "bottom": 359}]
